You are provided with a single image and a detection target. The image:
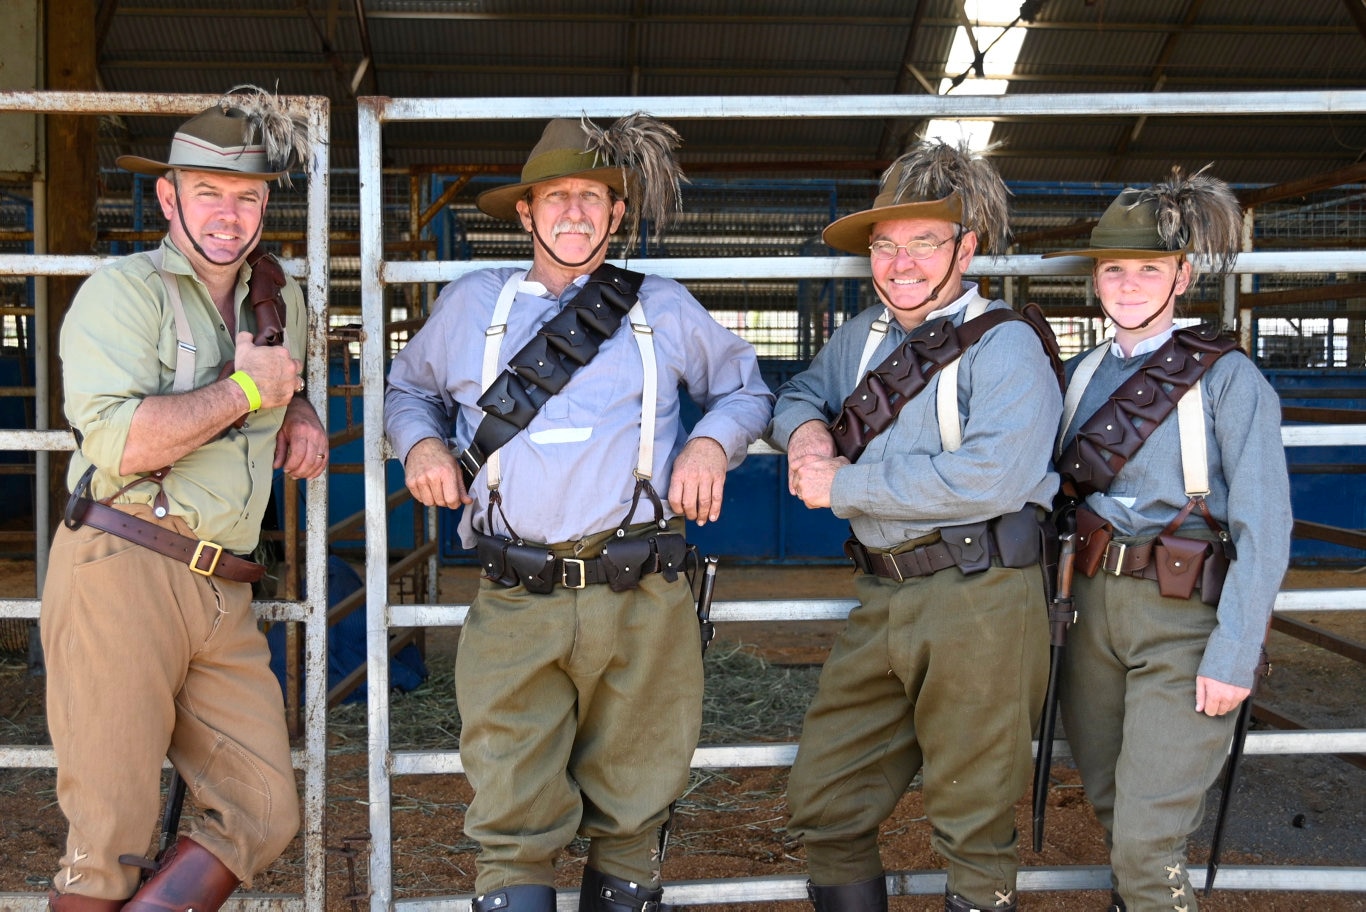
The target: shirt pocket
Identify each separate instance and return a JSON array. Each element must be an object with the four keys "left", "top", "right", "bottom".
[{"left": 538, "top": 332, "right": 631, "bottom": 427}]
